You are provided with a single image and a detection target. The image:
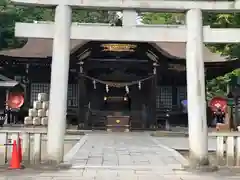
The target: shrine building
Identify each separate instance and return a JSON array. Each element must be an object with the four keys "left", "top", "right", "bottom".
[{"left": 0, "top": 37, "right": 238, "bottom": 129}]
